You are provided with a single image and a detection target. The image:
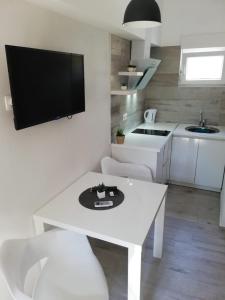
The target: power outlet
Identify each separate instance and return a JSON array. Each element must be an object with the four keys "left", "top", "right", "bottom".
[{"left": 123, "top": 113, "right": 128, "bottom": 121}]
